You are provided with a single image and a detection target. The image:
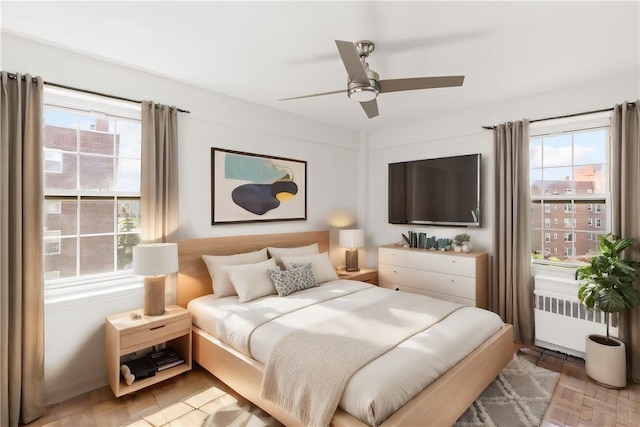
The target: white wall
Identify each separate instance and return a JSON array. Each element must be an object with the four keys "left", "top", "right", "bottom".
[
  {"left": 364, "top": 71, "right": 639, "bottom": 268},
  {"left": 2, "top": 33, "right": 361, "bottom": 404}
]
